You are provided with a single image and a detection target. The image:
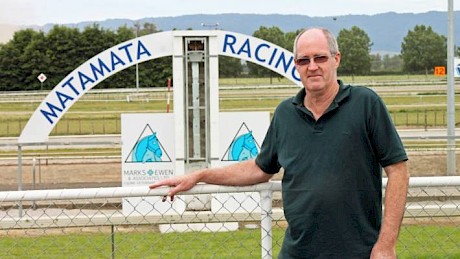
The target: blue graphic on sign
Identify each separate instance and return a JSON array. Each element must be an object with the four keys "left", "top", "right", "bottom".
[
  {"left": 133, "top": 133, "right": 163, "bottom": 162},
  {"left": 228, "top": 132, "right": 258, "bottom": 161},
  {"left": 222, "top": 122, "right": 261, "bottom": 162},
  {"left": 125, "top": 124, "right": 172, "bottom": 163},
  {"left": 456, "top": 63, "right": 460, "bottom": 76}
]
